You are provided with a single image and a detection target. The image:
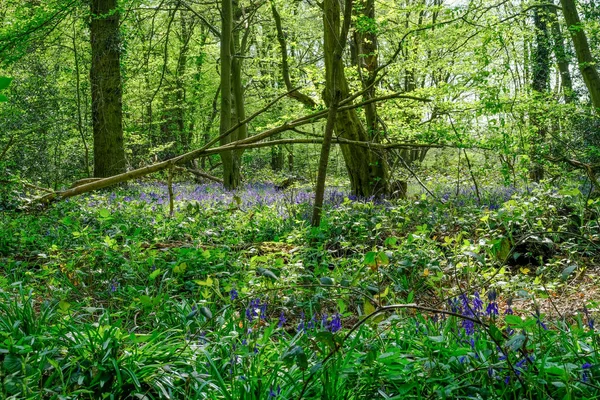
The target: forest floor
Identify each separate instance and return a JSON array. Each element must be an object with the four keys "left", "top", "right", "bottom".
[{"left": 0, "top": 179, "right": 599, "bottom": 399}]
